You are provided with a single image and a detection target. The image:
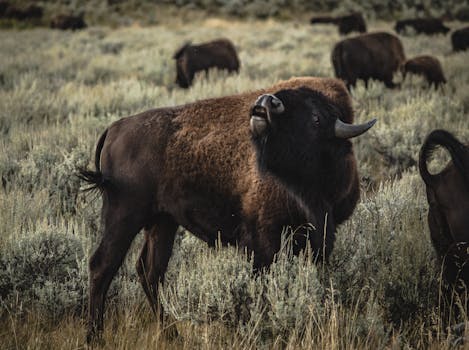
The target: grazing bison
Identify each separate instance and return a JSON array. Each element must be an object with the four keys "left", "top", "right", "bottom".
[
  {"left": 50, "top": 13, "right": 86, "bottom": 30},
  {"left": 419, "top": 130, "right": 469, "bottom": 290},
  {"left": 394, "top": 18, "right": 450, "bottom": 35},
  {"left": 79, "top": 77, "right": 375, "bottom": 342},
  {"left": 173, "top": 38, "right": 240, "bottom": 88},
  {"left": 331, "top": 32, "right": 406, "bottom": 89},
  {"left": 310, "top": 12, "right": 367, "bottom": 35},
  {"left": 452, "top": 27, "right": 469, "bottom": 52},
  {"left": 403, "top": 55, "right": 446, "bottom": 88},
  {"left": 0, "top": 2, "right": 43, "bottom": 21}
]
